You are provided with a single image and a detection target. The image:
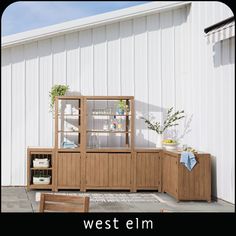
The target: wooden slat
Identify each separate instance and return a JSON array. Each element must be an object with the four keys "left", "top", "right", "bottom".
[
  {"left": 85, "top": 153, "right": 109, "bottom": 187},
  {"left": 39, "top": 194, "right": 45, "bottom": 212},
  {"left": 57, "top": 153, "right": 81, "bottom": 188},
  {"left": 44, "top": 203, "right": 84, "bottom": 212},
  {"left": 136, "top": 152, "right": 160, "bottom": 189},
  {"left": 44, "top": 194, "right": 86, "bottom": 203},
  {"left": 40, "top": 194, "right": 89, "bottom": 212},
  {"left": 108, "top": 153, "right": 131, "bottom": 187}
]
